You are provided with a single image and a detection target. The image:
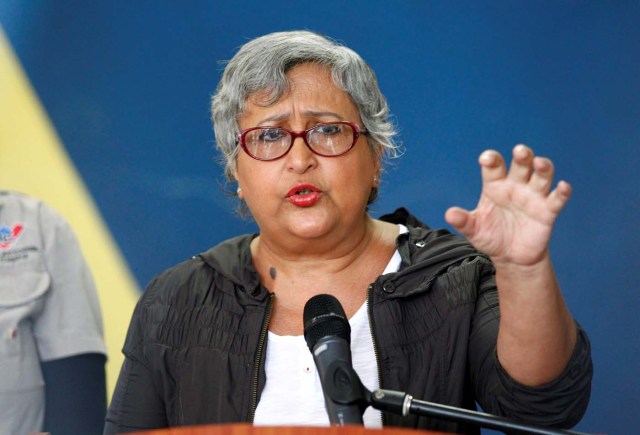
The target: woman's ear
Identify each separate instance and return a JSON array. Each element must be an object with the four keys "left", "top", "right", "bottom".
[
  {"left": 372, "top": 146, "right": 383, "bottom": 187},
  {"left": 230, "top": 161, "right": 242, "bottom": 198}
]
